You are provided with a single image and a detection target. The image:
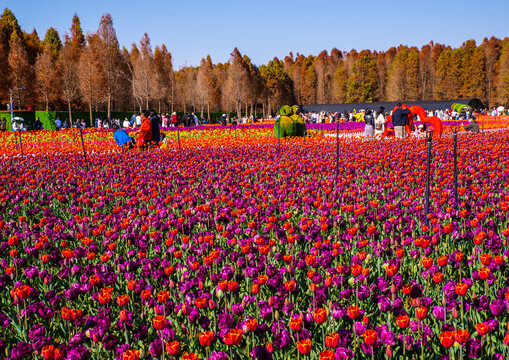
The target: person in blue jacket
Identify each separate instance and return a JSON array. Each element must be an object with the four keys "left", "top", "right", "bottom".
[
  {"left": 392, "top": 103, "right": 411, "bottom": 139},
  {"left": 113, "top": 123, "right": 135, "bottom": 149}
]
